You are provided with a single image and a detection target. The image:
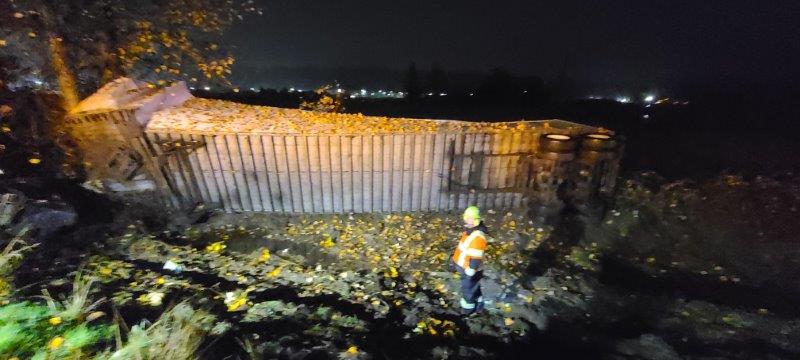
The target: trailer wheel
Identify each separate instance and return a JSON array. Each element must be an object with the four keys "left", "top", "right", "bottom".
[
  {"left": 579, "top": 149, "right": 614, "bottom": 163},
  {"left": 539, "top": 134, "right": 577, "bottom": 153},
  {"left": 581, "top": 133, "right": 617, "bottom": 151}
]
